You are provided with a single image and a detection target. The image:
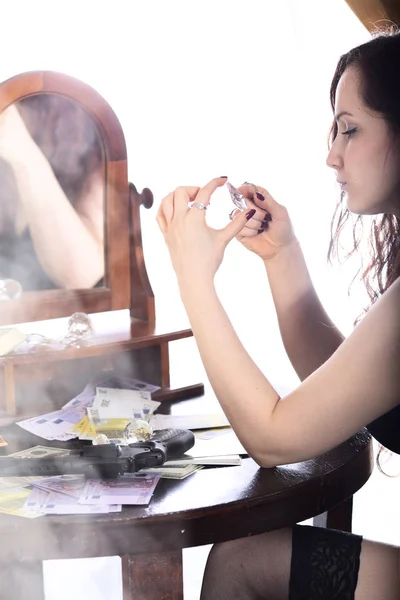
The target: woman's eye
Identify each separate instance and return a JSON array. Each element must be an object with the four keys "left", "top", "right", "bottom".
[{"left": 342, "top": 127, "right": 358, "bottom": 137}]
